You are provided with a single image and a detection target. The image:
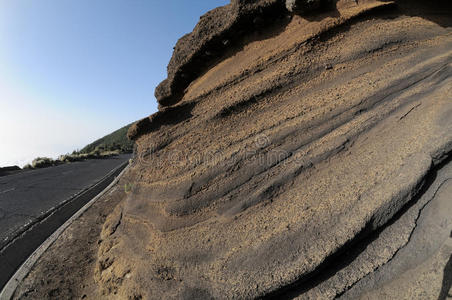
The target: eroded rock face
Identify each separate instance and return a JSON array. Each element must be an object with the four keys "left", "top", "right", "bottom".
[
  {"left": 154, "top": 0, "right": 287, "bottom": 107},
  {"left": 98, "top": 0, "right": 452, "bottom": 298},
  {"left": 154, "top": 0, "right": 352, "bottom": 108}
]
